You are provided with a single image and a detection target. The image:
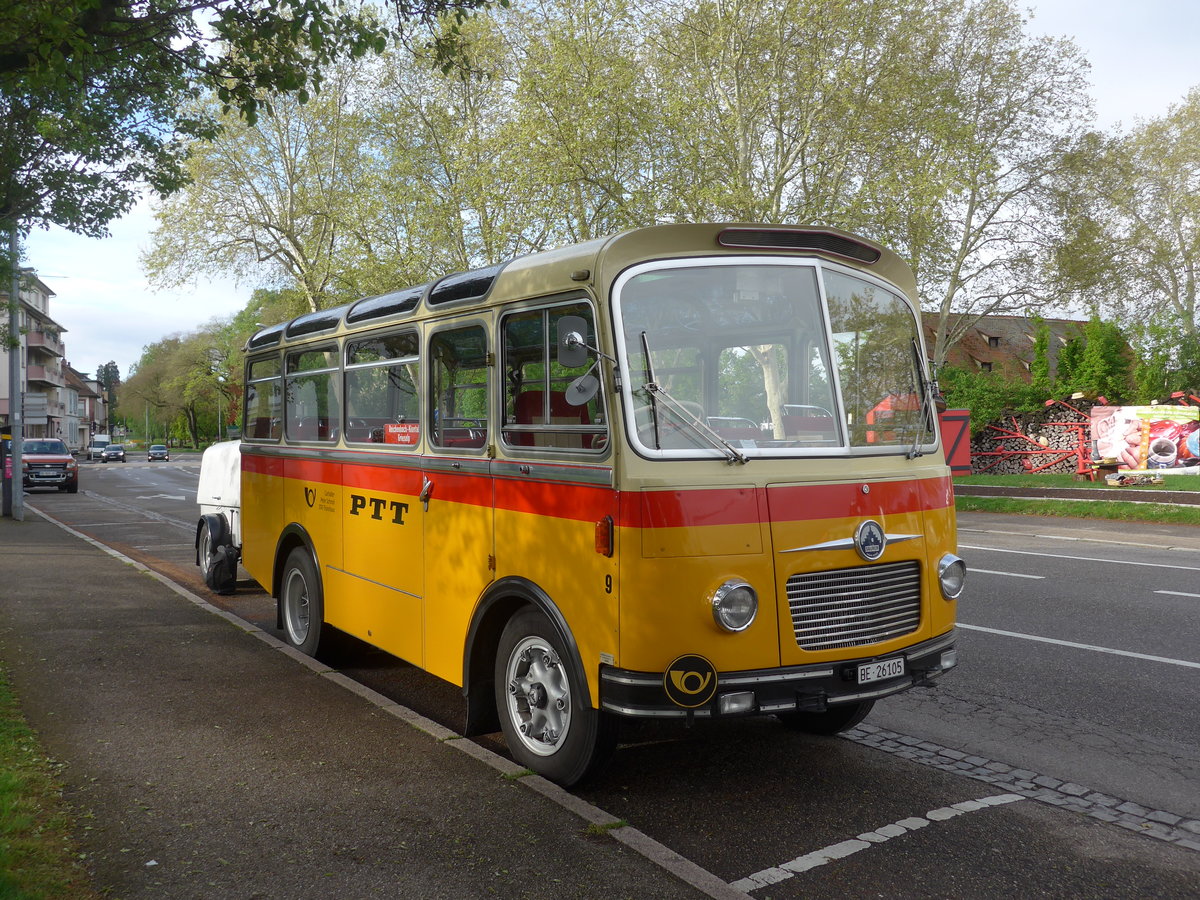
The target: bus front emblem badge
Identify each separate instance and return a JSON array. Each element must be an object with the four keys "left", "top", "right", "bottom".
[
  {"left": 664, "top": 655, "right": 718, "bottom": 708},
  {"left": 854, "top": 520, "right": 886, "bottom": 561}
]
